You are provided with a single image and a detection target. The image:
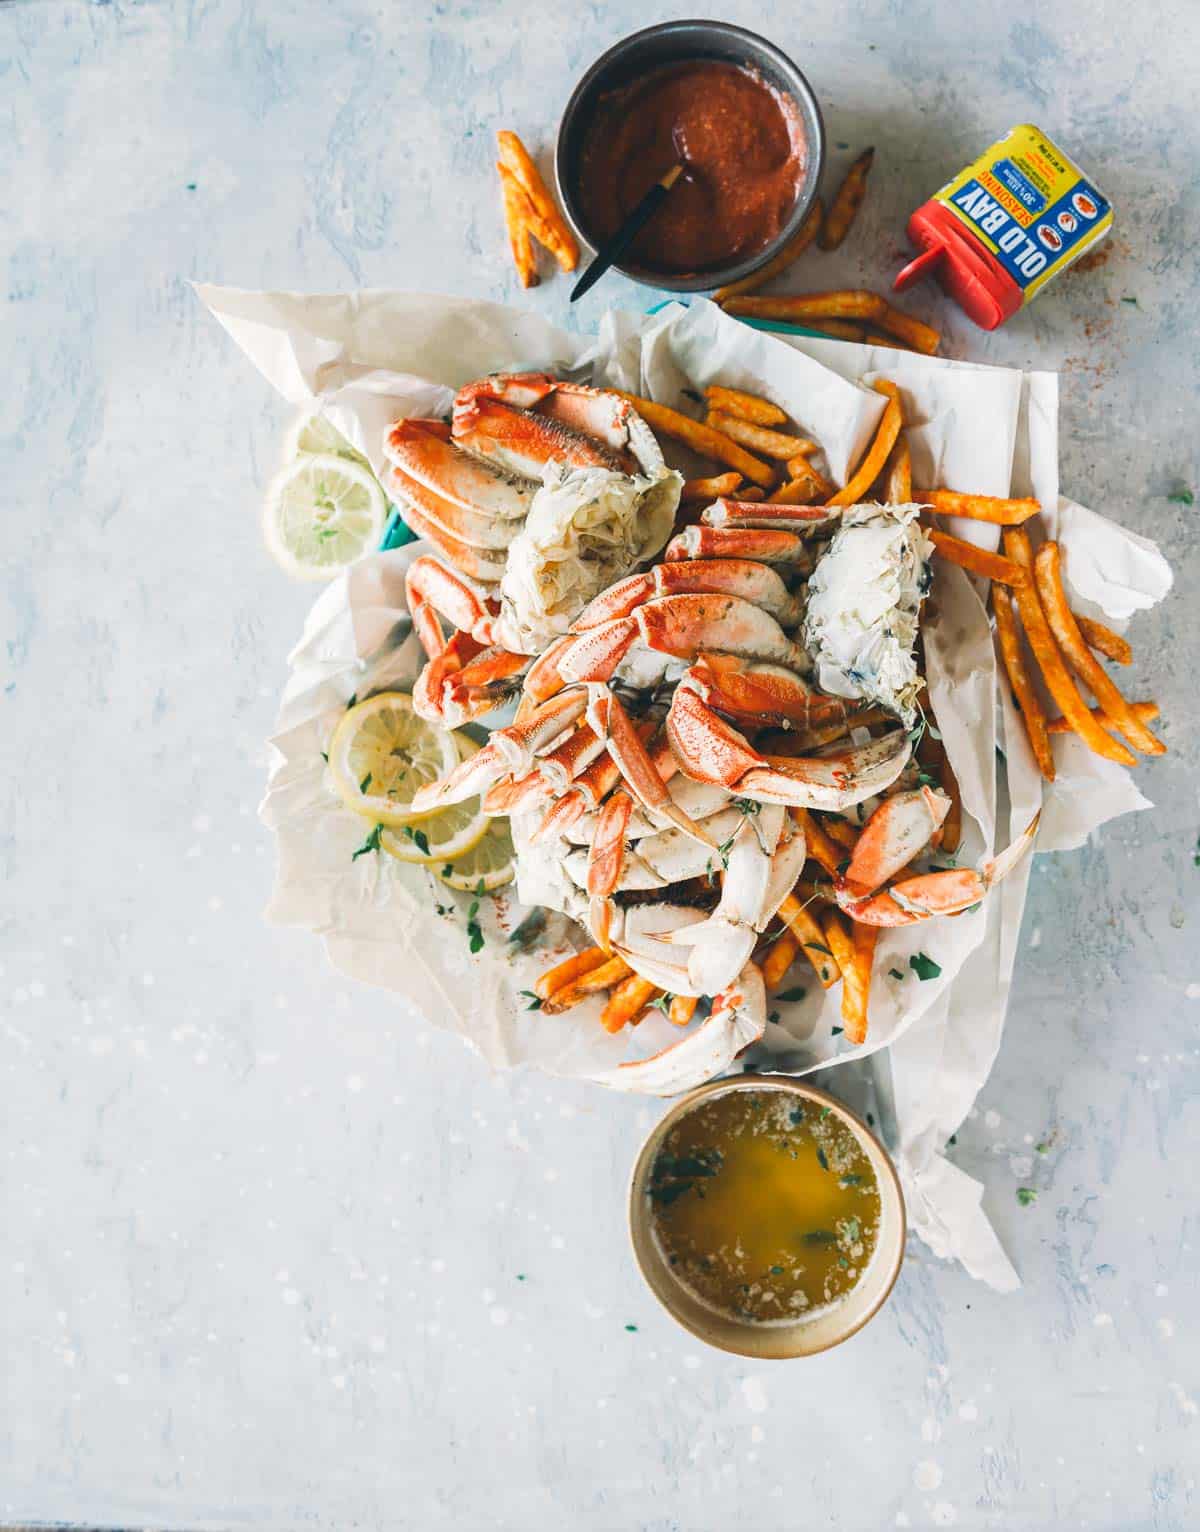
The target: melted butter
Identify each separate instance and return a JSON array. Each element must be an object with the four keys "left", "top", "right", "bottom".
[{"left": 649, "top": 1089, "right": 881, "bottom": 1323}]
